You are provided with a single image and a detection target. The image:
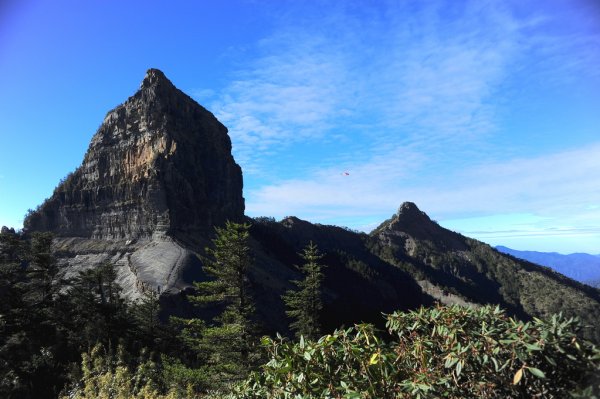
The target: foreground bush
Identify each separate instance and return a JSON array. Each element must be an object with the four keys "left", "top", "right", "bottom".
[
  {"left": 61, "top": 344, "right": 234, "bottom": 399},
  {"left": 234, "top": 305, "right": 600, "bottom": 398}
]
